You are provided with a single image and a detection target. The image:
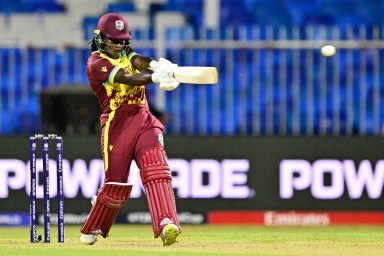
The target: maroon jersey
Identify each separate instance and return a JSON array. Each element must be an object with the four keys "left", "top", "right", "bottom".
[{"left": 86, "top": 50, "right": 148, "bottom": 114}]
